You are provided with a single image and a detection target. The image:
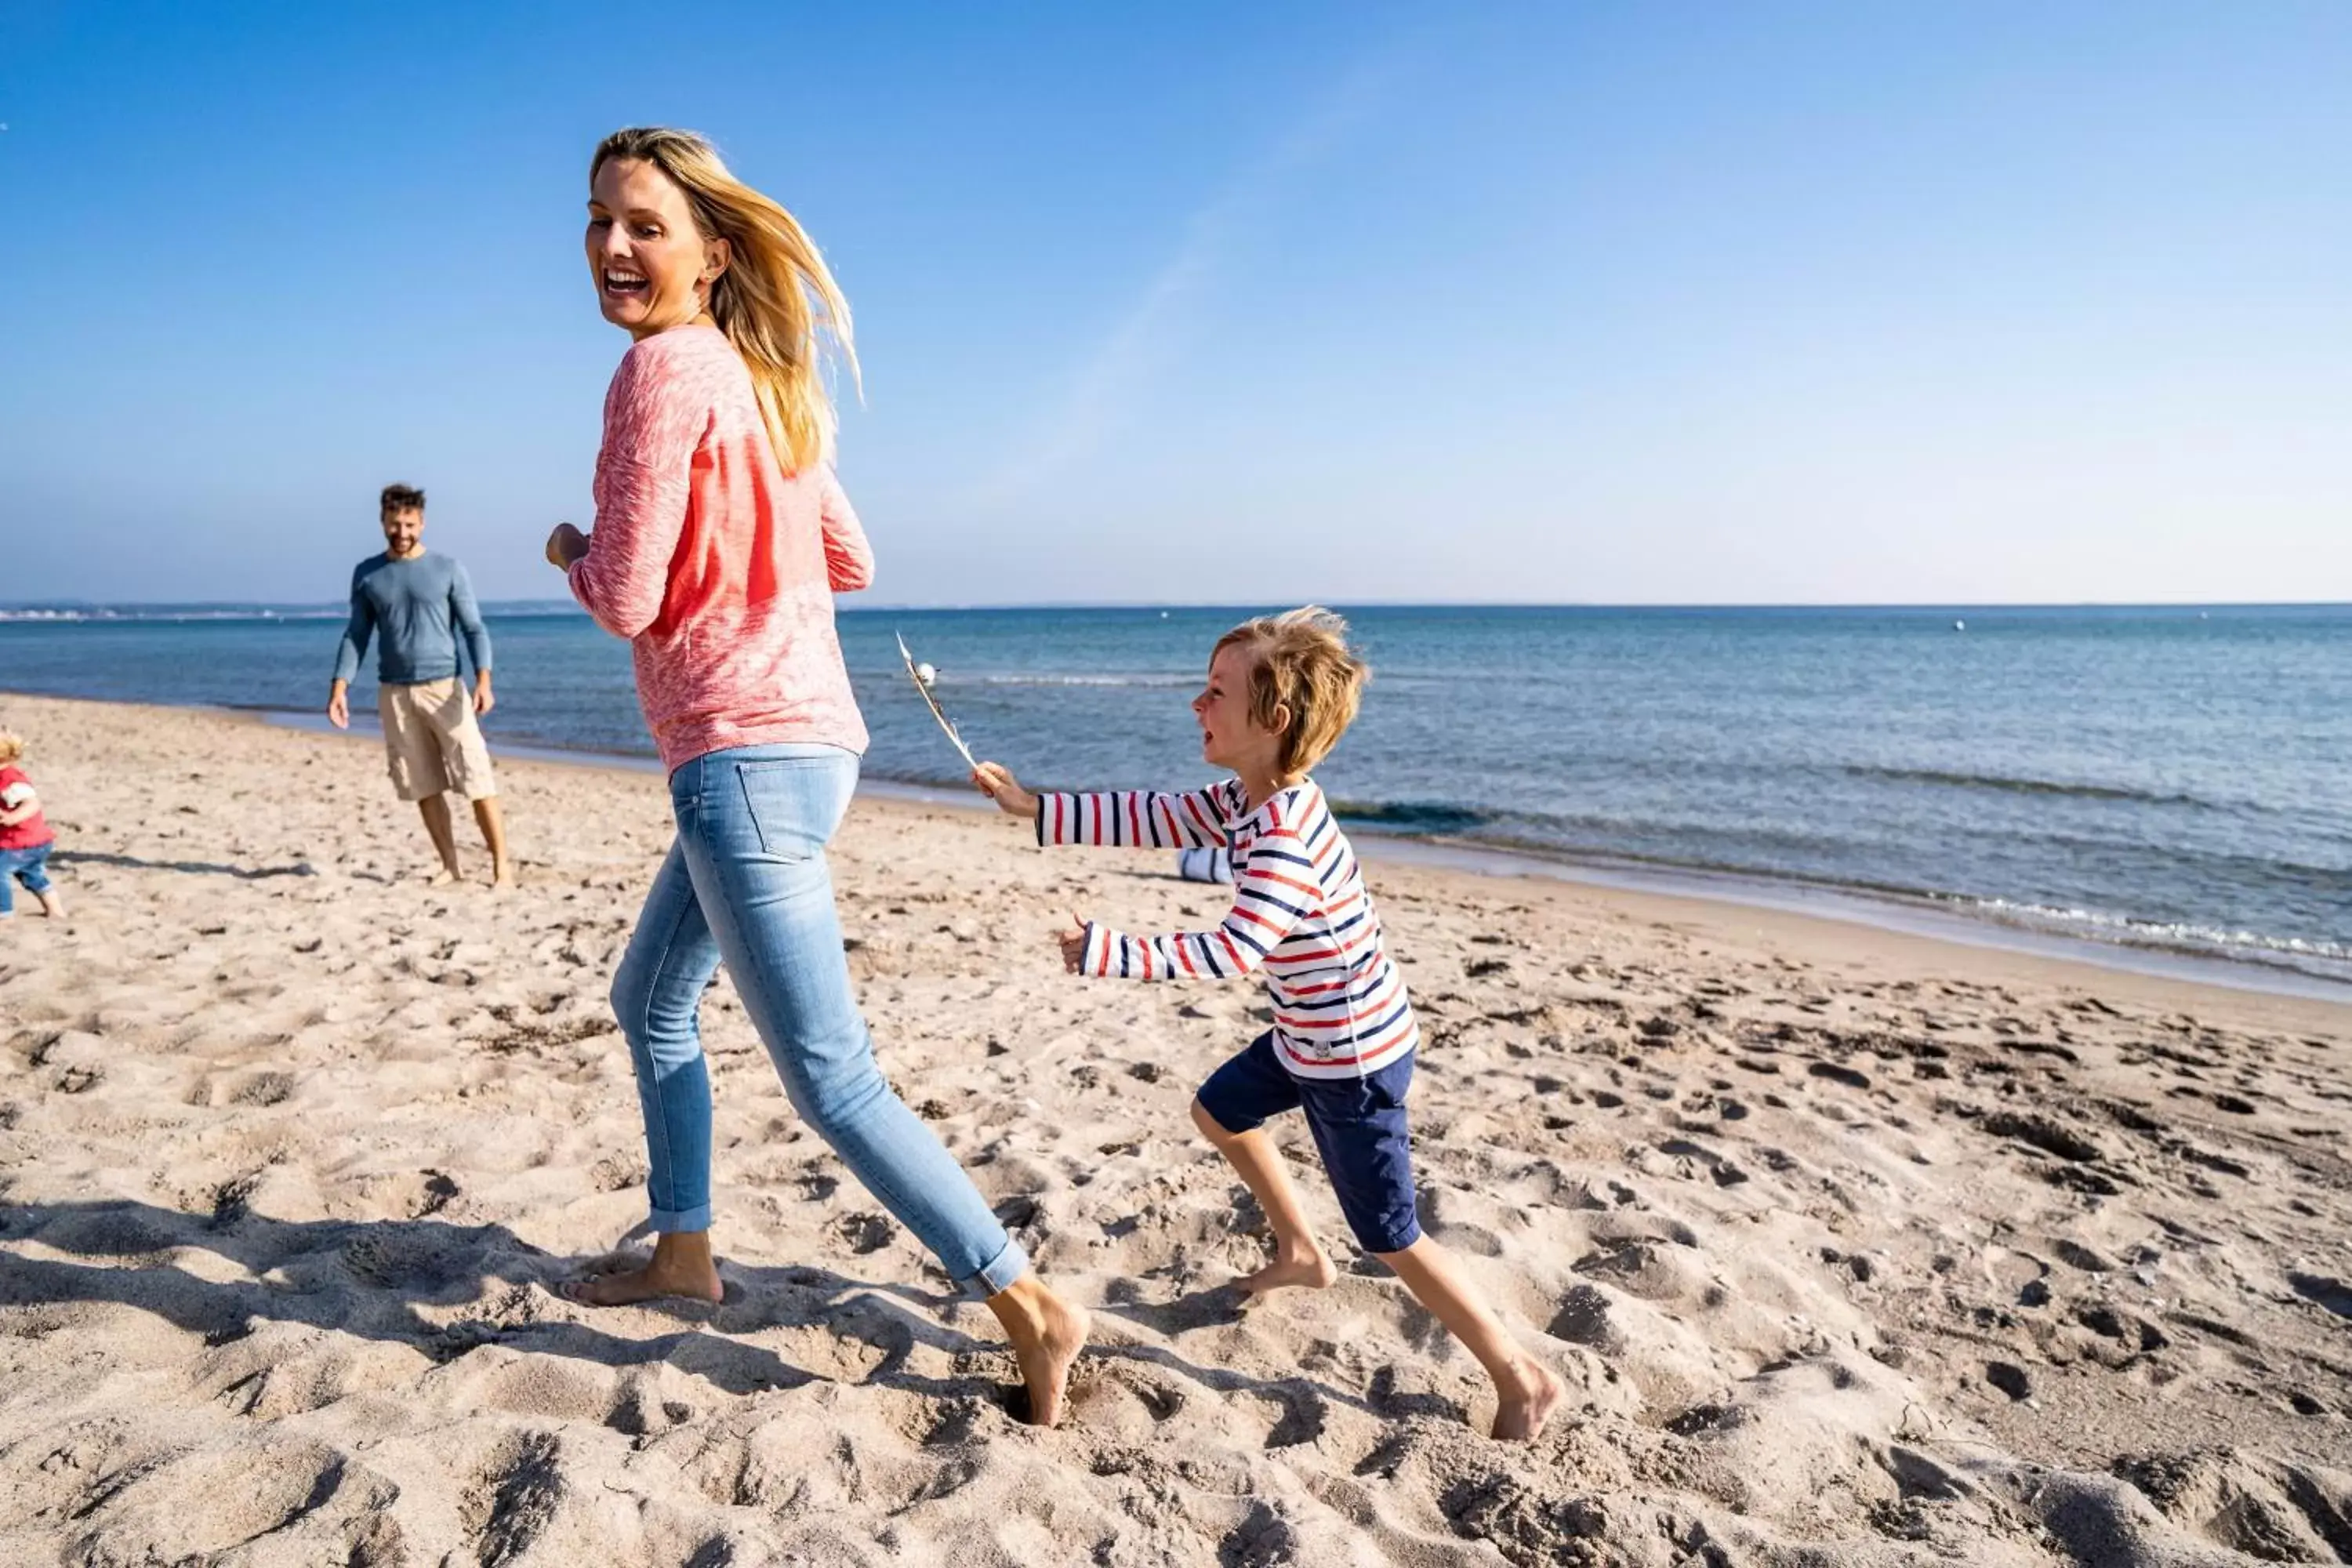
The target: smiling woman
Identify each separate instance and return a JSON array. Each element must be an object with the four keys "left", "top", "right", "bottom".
[
  {"left": 540, "top": 127, "right": 1090, "bottom": 1428},
  {"left": 583, "top": 125, "right": 855, "bottom": 477}
]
